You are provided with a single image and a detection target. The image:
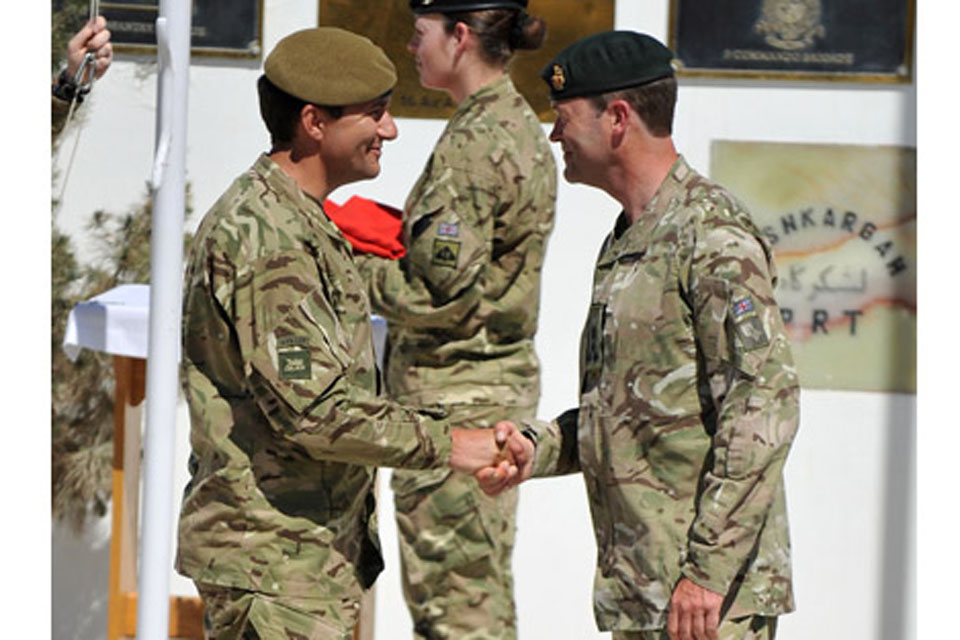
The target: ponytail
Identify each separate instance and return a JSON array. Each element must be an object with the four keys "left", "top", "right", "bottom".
[{"left": 443, "top": 9, "right": 547, "bottom": 66}]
